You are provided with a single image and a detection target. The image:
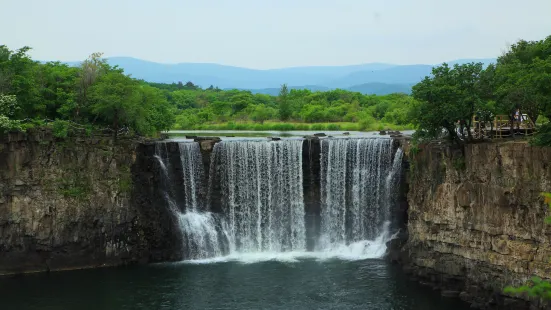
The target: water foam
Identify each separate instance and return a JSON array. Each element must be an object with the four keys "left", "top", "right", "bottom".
[
  {"left": 177, "top": 211, "right": 224, "bottom": 259},
  {"left": 156, "top": 142, "right": 226, "bottom": 260},
  {"left": 182, "top": 221, "right": 396, "bottom": 265}
]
